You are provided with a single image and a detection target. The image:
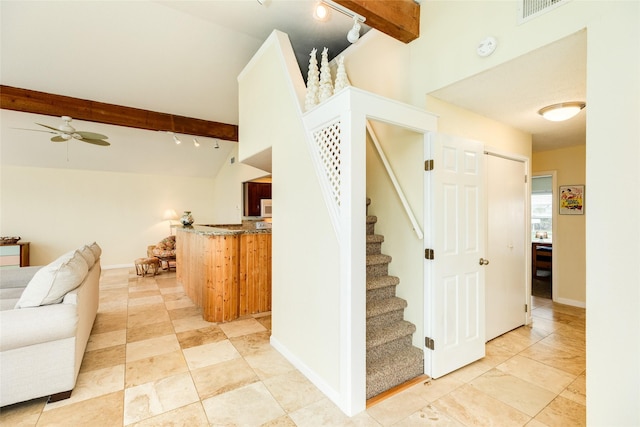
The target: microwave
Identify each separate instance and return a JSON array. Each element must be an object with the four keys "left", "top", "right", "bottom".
[{"left": 260, "top": 199, "right": 272, "bottom": 217}]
